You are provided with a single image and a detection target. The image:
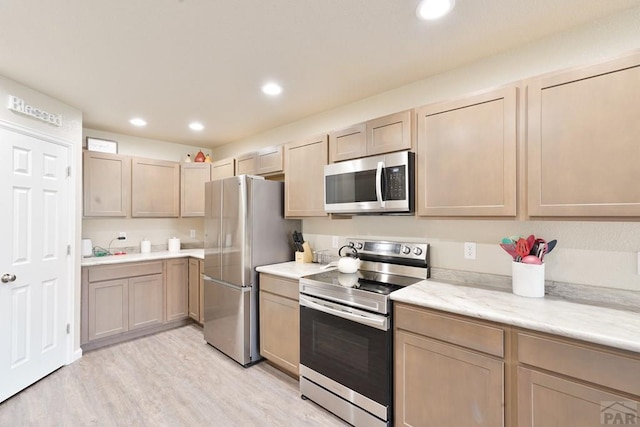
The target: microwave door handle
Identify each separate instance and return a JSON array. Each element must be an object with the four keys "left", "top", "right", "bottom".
[{"left": 375, "top": 161, "right": 385, "bottom": 208}]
